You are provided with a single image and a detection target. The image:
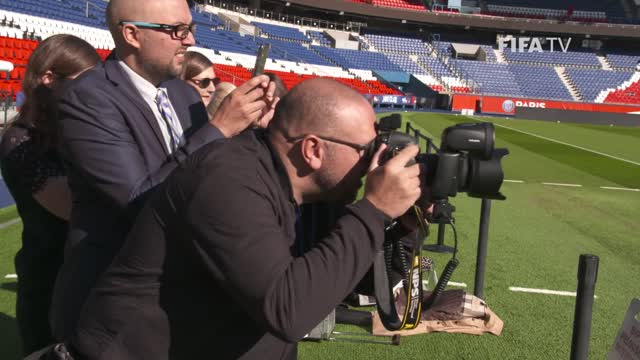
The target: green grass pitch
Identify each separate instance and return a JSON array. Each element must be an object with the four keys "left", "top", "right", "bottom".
[{"left": 0, "top": 113, "right": 638, "bottom": 359}]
